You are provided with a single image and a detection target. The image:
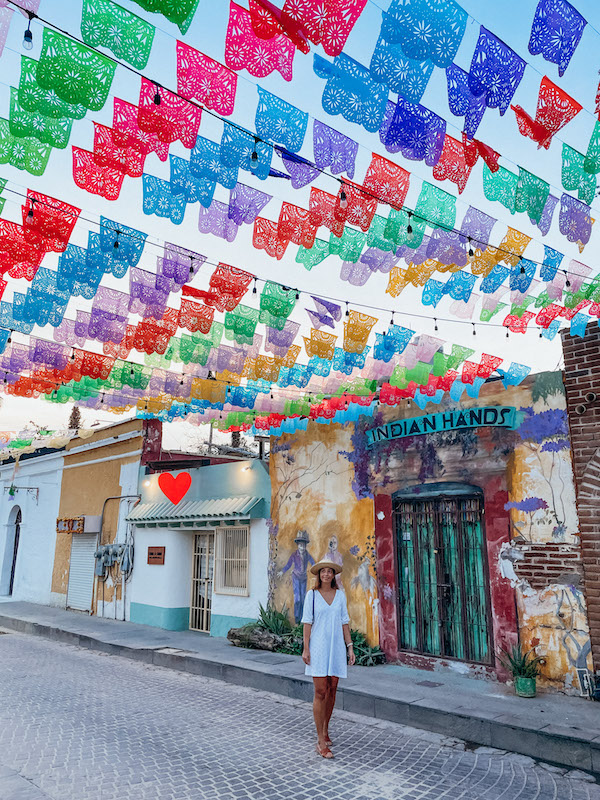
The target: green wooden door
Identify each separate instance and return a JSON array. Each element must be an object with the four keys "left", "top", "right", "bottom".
[{"left": 395, "top": 493, "right": 491, "bottom": 664}]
